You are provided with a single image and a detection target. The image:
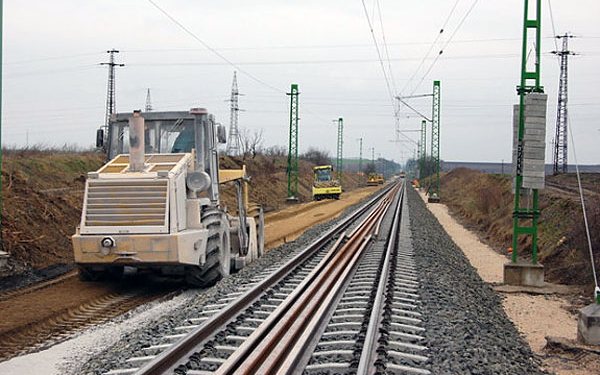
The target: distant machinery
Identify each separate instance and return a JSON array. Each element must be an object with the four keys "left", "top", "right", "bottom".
[
  {"left": 312, "top": 165, "right": 342, "bottom": 200},
  {"left": 552, "top": 33, "right": 576, "bottom": 175},
  {"left": 226, "top": 72, "right": 242, "bottom": 156}
]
